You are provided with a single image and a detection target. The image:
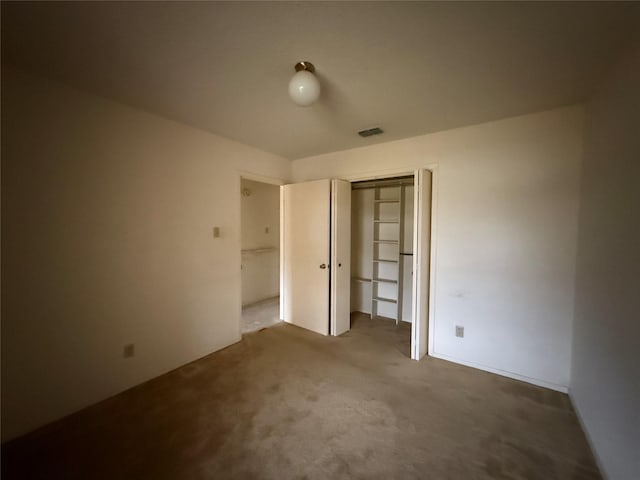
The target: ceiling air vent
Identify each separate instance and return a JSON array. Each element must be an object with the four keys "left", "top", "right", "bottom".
[{"left": 358, "top": 127, "right": 384, "bottom": 138}]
